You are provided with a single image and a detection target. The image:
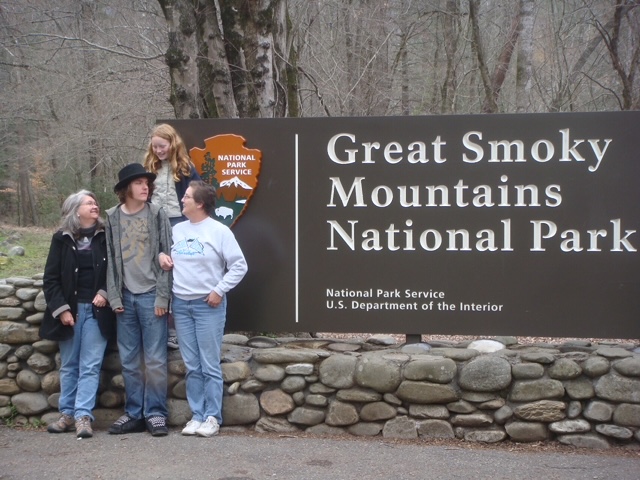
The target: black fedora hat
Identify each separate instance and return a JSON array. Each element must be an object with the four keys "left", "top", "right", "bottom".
[{"left": 114, "top": 163, "right": 156, "bottom": 192}]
